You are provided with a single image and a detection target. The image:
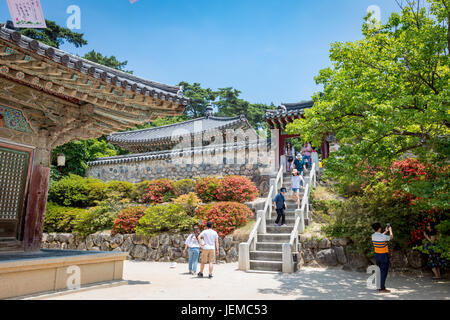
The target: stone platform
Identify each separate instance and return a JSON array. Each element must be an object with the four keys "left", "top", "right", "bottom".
[{"left": 0, "top": 249, "right": 127, "bottom": 299}]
